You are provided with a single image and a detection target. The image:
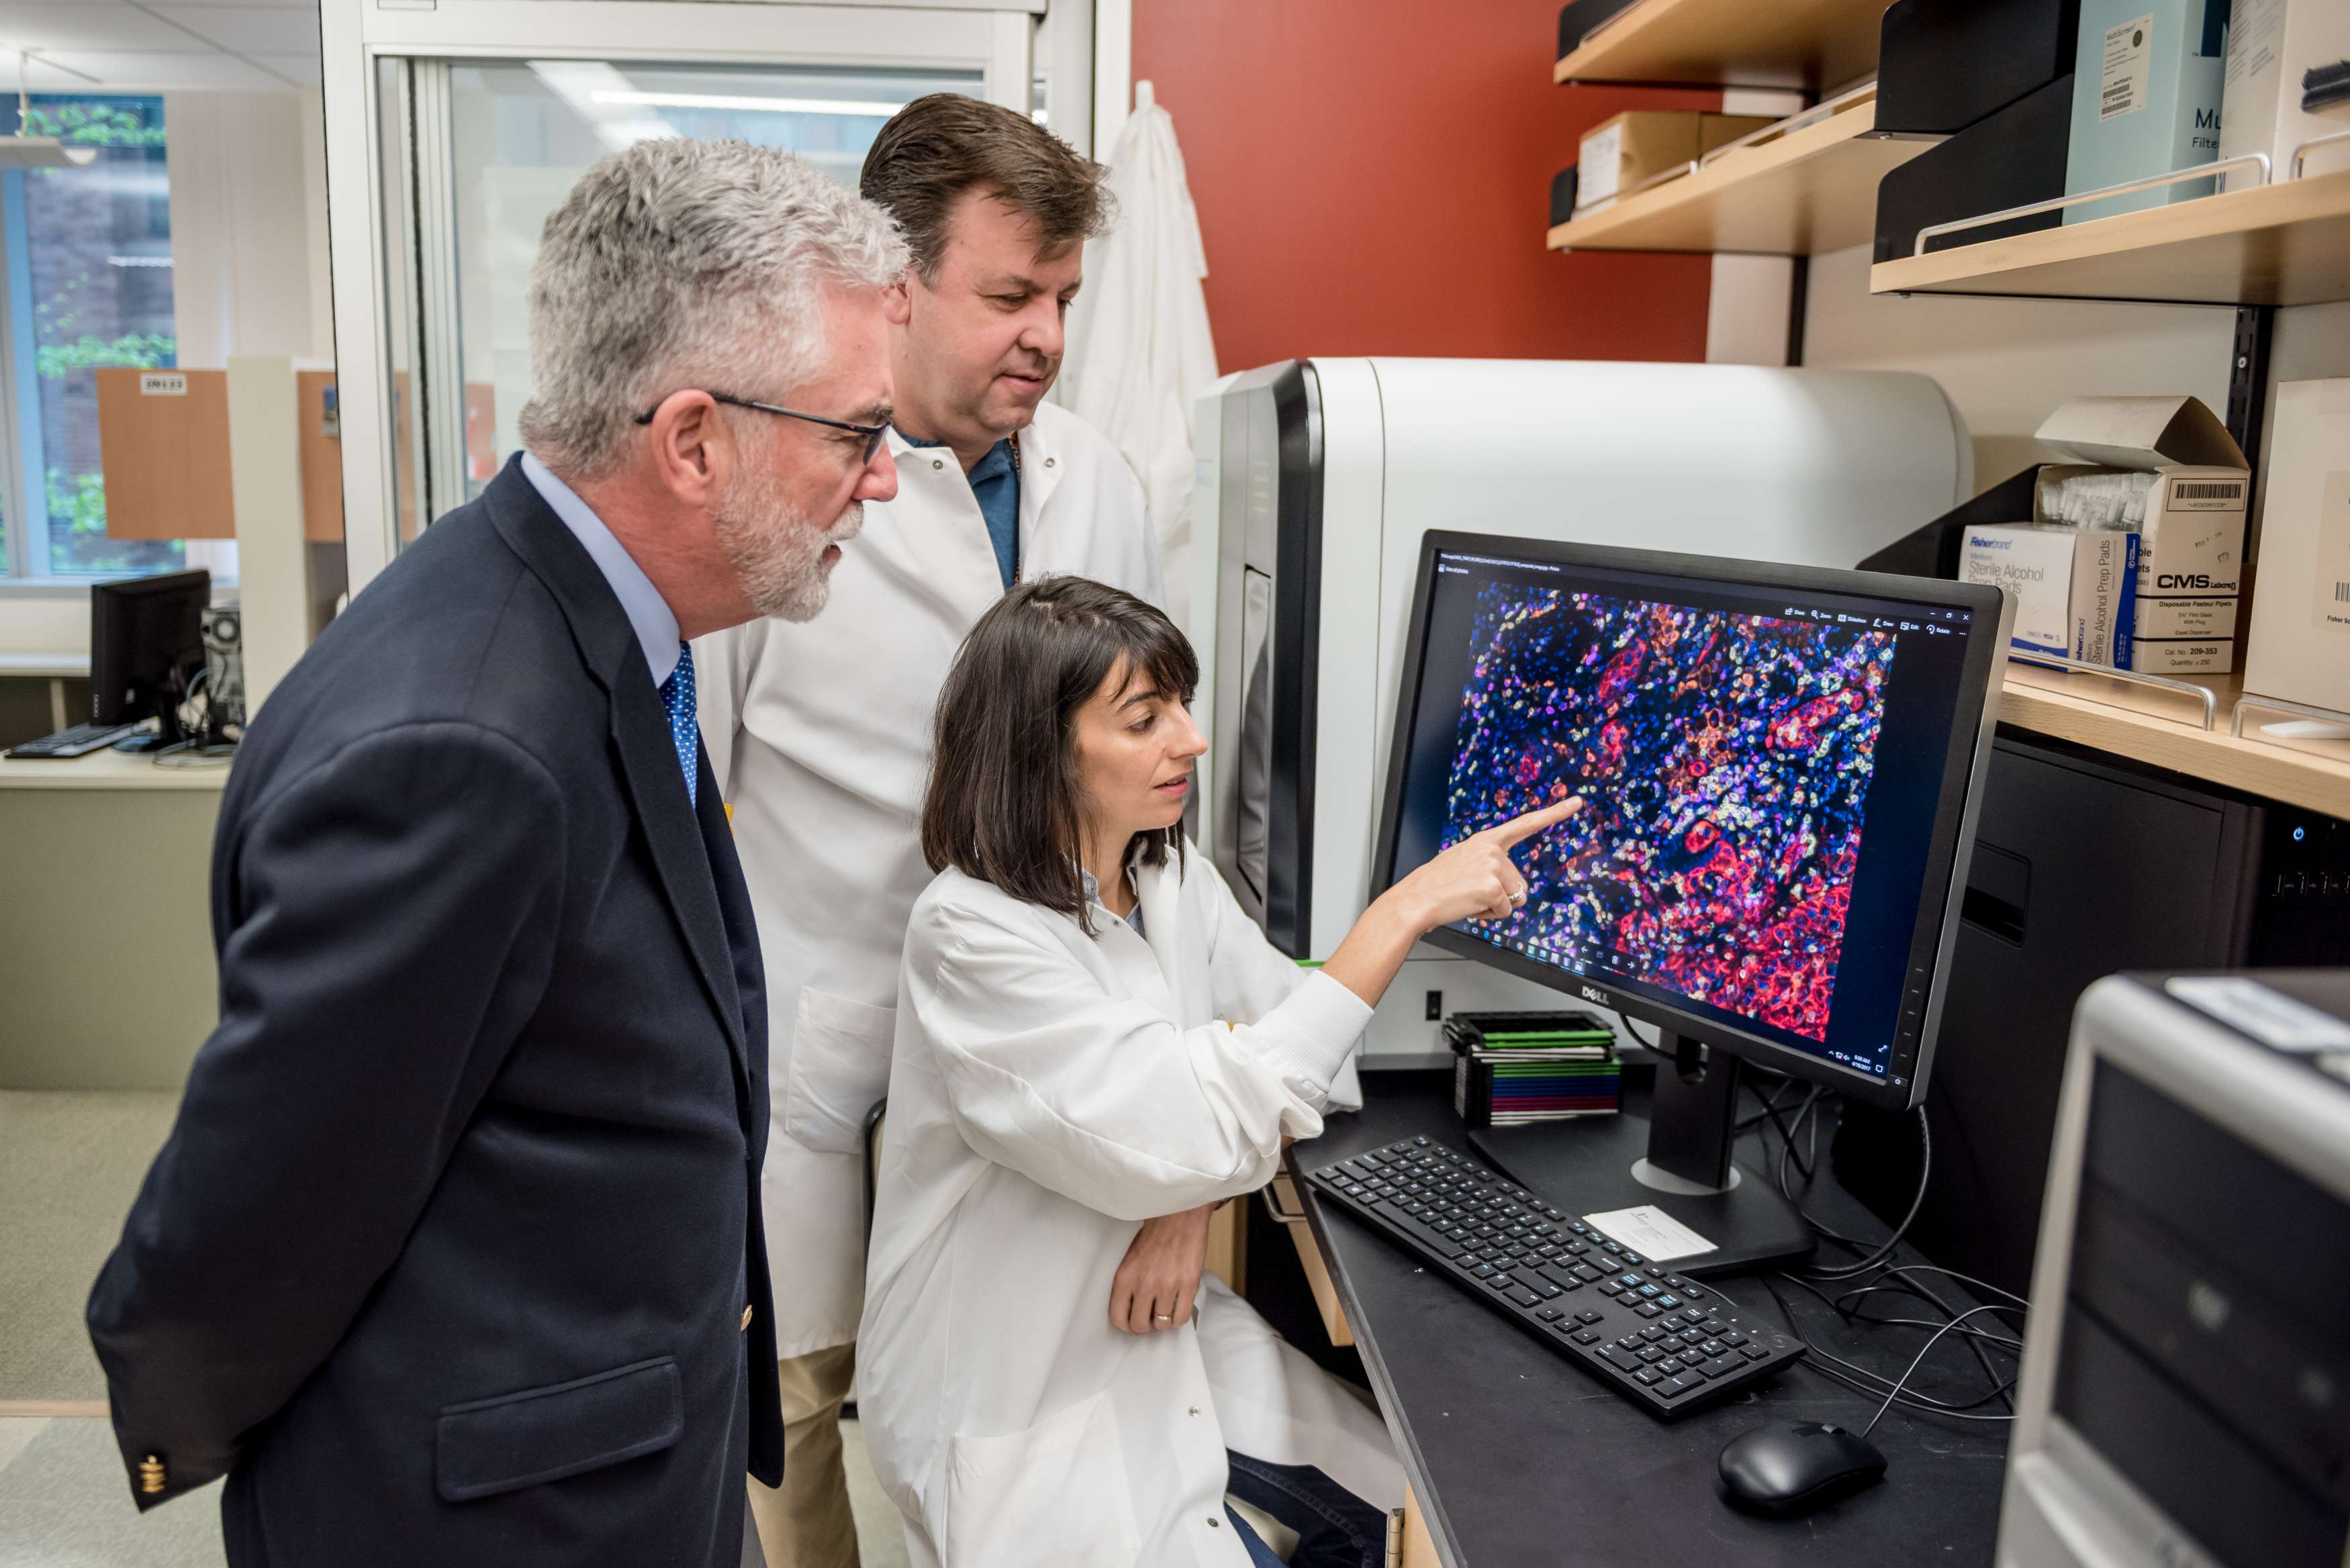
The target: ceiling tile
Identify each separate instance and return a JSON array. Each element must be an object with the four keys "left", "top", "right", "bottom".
[
  {"left": 0, "top": 3, "right": 211, "bottom": 52},
  {"left": 151, "top": 4, "right": 314, "bottom": 52},
  {"left": 248, "top": 48, "right": 315, "bottom": 83},
  {"left": 36, "top": 49, "right": 283, "bottom": 88}
]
